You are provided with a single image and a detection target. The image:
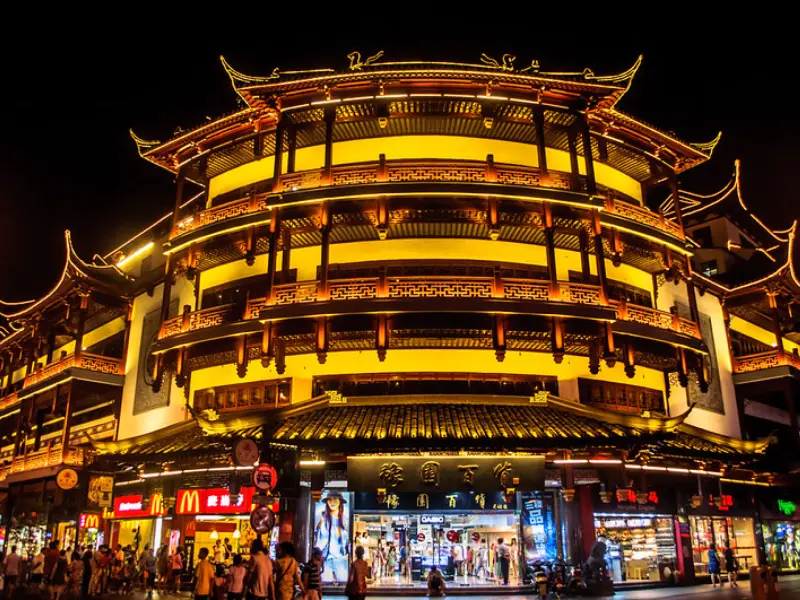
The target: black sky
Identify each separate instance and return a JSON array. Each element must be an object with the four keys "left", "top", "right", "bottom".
[{"left": 1, "top": 12, "right": 796, "bottom": 301}]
